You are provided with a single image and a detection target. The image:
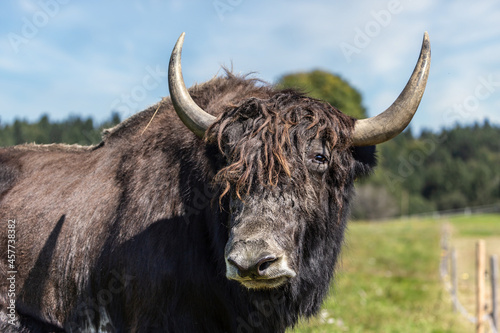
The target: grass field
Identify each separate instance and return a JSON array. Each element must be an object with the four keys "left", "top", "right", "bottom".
[
  {"left": 288, "top": 214, "right": 500, "bottom": 333},
  {"left": 445, "top": 214, "right": 500, "bottom": 326}
]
